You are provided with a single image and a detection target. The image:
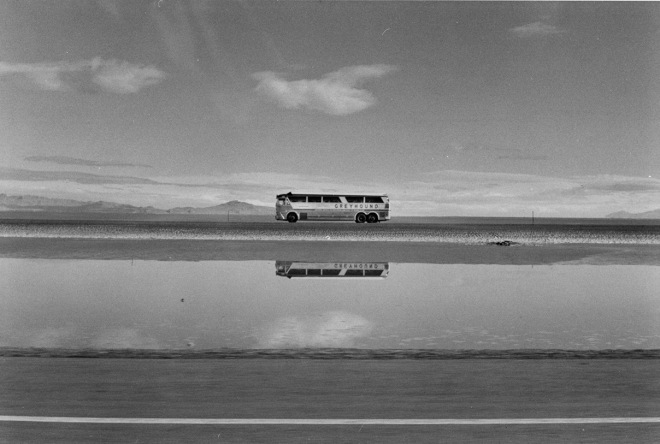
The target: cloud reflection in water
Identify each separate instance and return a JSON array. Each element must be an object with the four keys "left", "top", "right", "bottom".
[{"left": 258, "top": 311, "right": 373, "bottom": 348}]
